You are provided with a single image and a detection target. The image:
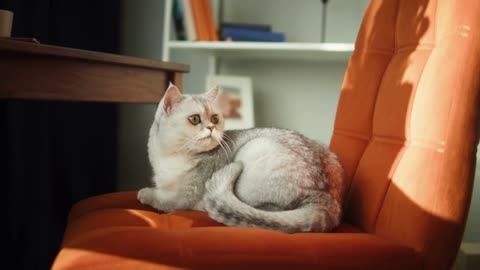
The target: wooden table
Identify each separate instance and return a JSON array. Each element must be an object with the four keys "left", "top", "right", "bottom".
[{"left": 0, "top": 38, "right": 189, "bottom": 102}]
